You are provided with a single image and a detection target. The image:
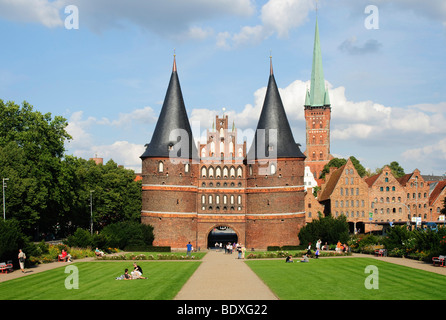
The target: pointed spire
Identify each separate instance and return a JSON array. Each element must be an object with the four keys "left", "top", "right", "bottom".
[
  {"left": 141, "top": 56, "right": 198, "bottom": 160},
  {"left": 248, "top": 61, "right": 305, "bottom": 160},
  {"left": 172, "top": 49, "right": 177, "bottom": 72},
  {"left": 270, "top": 52, "right": 274, "bottom": 75},
  {"left": 307, "top": 16, "right": 329, "bottom": 107}
]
